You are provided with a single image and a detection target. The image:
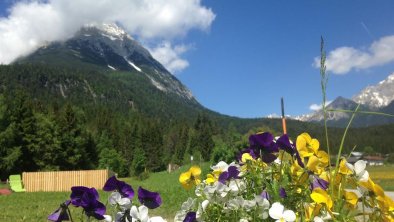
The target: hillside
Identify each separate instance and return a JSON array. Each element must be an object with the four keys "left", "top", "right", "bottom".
[{"left": 0, "top": 24, "right": 393, "bottom": 180}]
